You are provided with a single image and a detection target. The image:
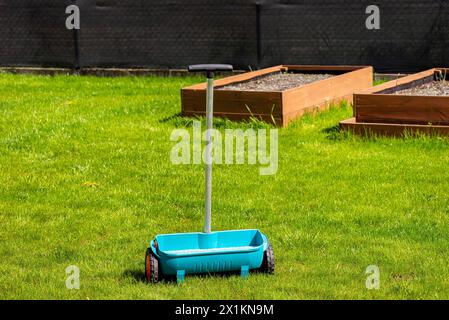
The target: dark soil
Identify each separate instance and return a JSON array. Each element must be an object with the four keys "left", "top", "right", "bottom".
[
  {"left": 394, "top": 81, "right": 449, "bottom": 96},
  {"left": 217, "top": 72, "right": 334, "bottom": 91}
]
